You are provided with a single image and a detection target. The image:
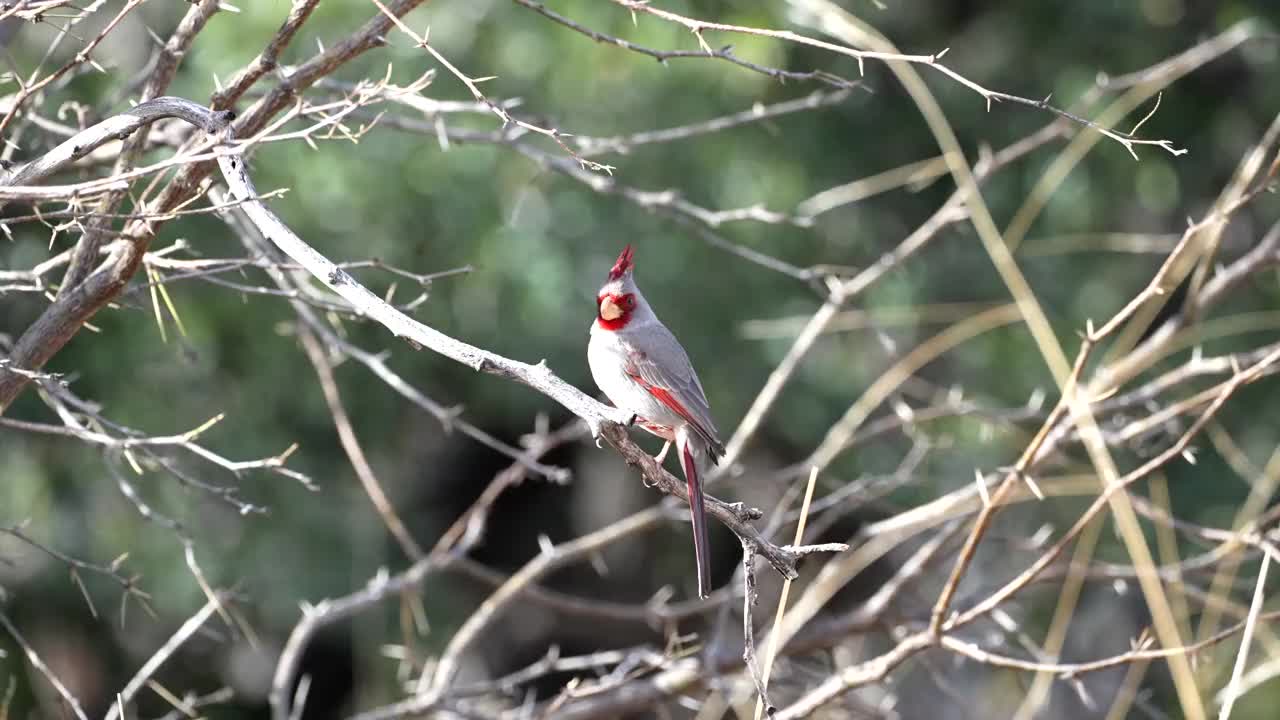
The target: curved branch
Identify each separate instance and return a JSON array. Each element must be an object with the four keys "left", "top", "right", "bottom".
[
  {"left": 0, "top": 96, "right": 223, "bottom": 198},
  {"left": 0, "top": 0, "right": 434, "bottom": 414}
]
